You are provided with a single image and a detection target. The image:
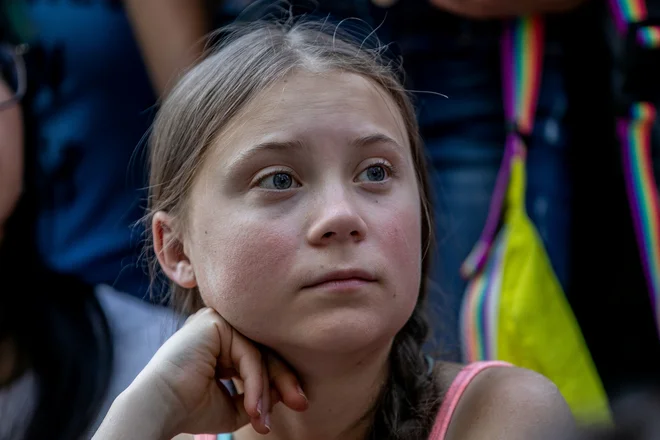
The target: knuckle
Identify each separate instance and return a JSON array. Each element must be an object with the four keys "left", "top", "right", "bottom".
[{"left": 251, "top": 347, "right": 263, "bottom": 364}]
